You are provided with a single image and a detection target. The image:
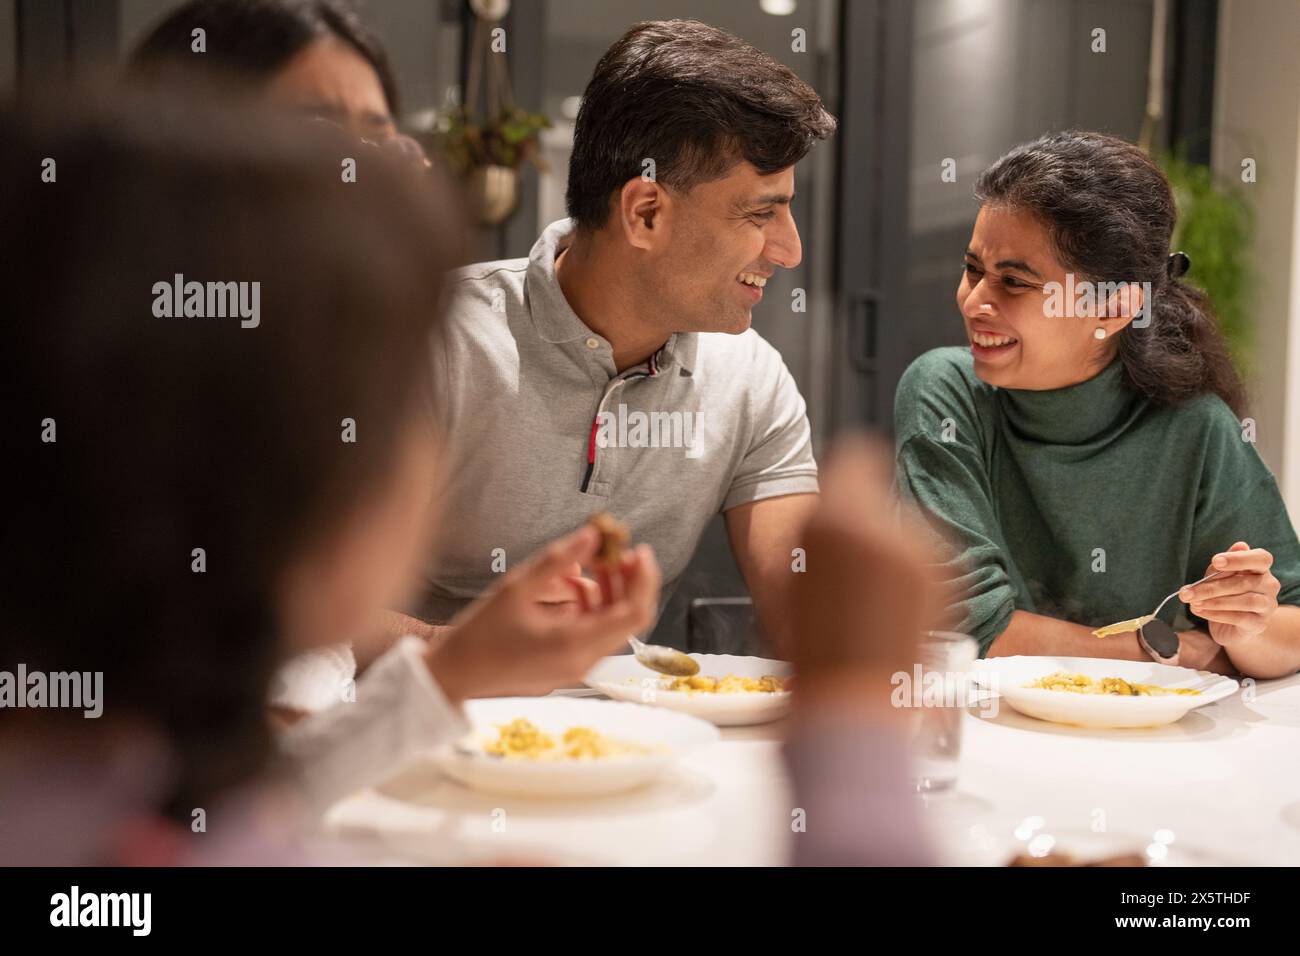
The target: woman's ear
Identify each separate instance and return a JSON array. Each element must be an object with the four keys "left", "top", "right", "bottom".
[{"left": 1098, "top": 281, "right": 1145, "bottom": 335}]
